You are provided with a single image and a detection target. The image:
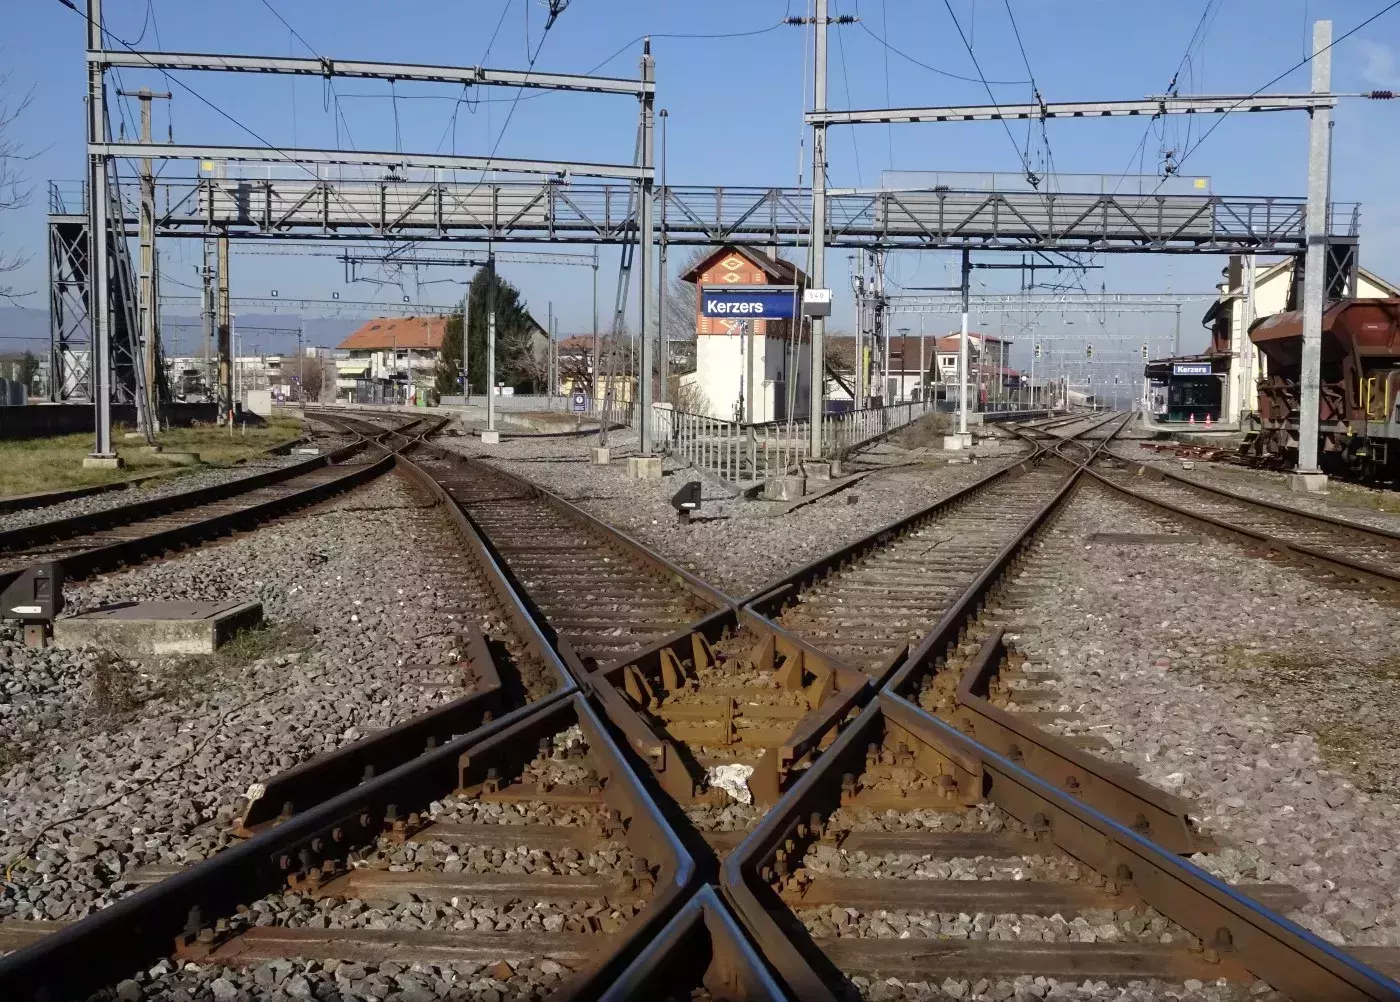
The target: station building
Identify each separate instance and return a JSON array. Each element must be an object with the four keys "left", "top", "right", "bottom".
[{"left": 676, "top": 245, "right": 813, "bottom": 423}]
